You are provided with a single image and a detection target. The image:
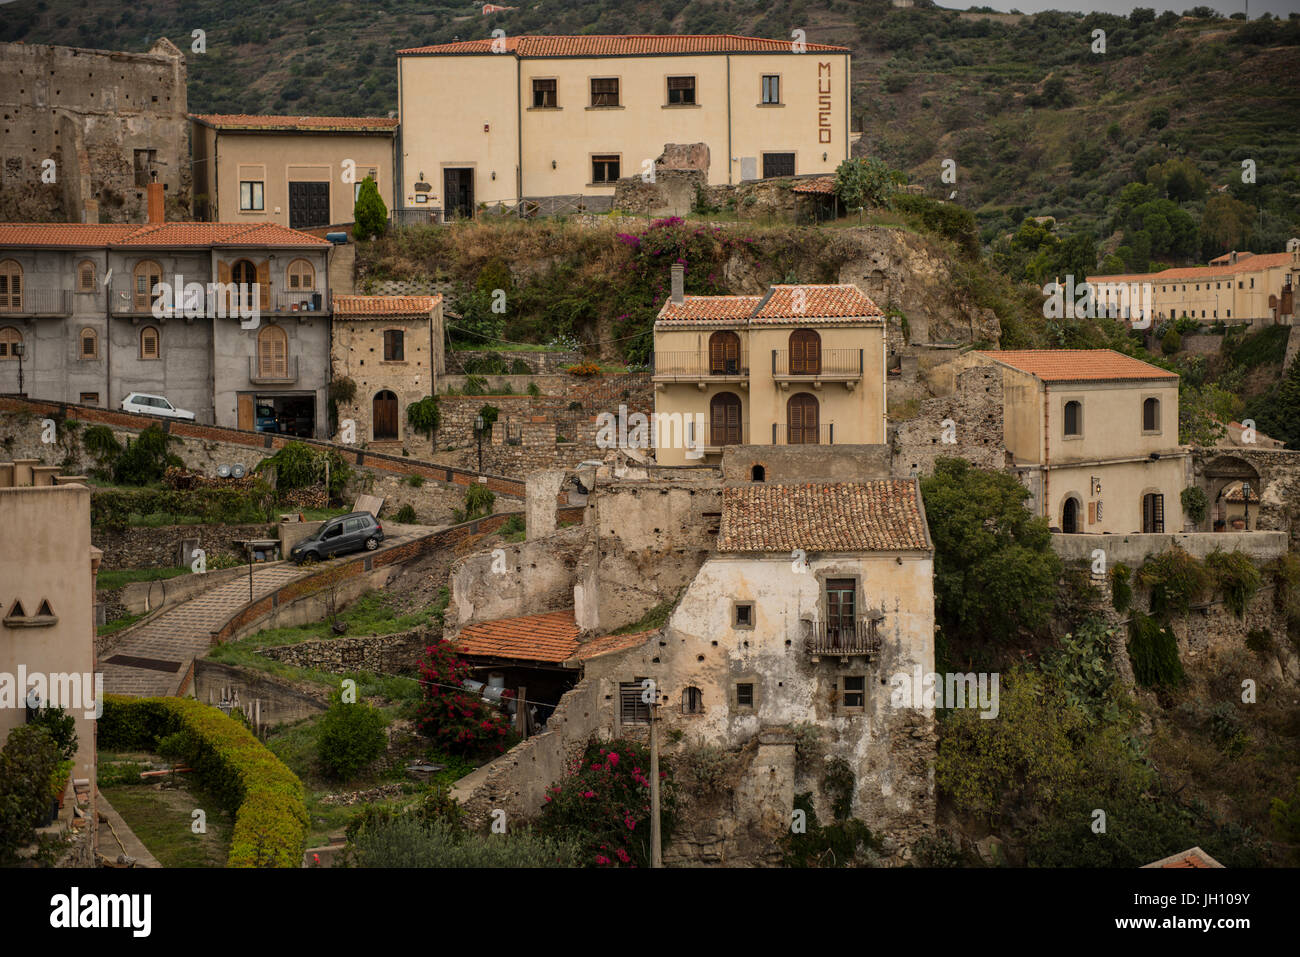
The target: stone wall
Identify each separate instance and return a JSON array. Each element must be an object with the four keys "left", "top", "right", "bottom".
[
  {"left": 1052, "top": 531, "right": 1289, "bottom": 567},
  {"left": 889, "top": 364, "right": 1007, "bottom": 476},
  {"left": 447, "top": 350, "right": 581, "bottom": 375},
  {"left": 92, "top": 522, "right": 272, "bottom": 570},
  {"left": 193, "top": 660, "right": 330, "bottom": 728},
  {"left": 259, "top": 628, "right": 430, "bottom": 675},
  {"left": 447, "top": 525, "right": 588, "bottom": 629}
]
